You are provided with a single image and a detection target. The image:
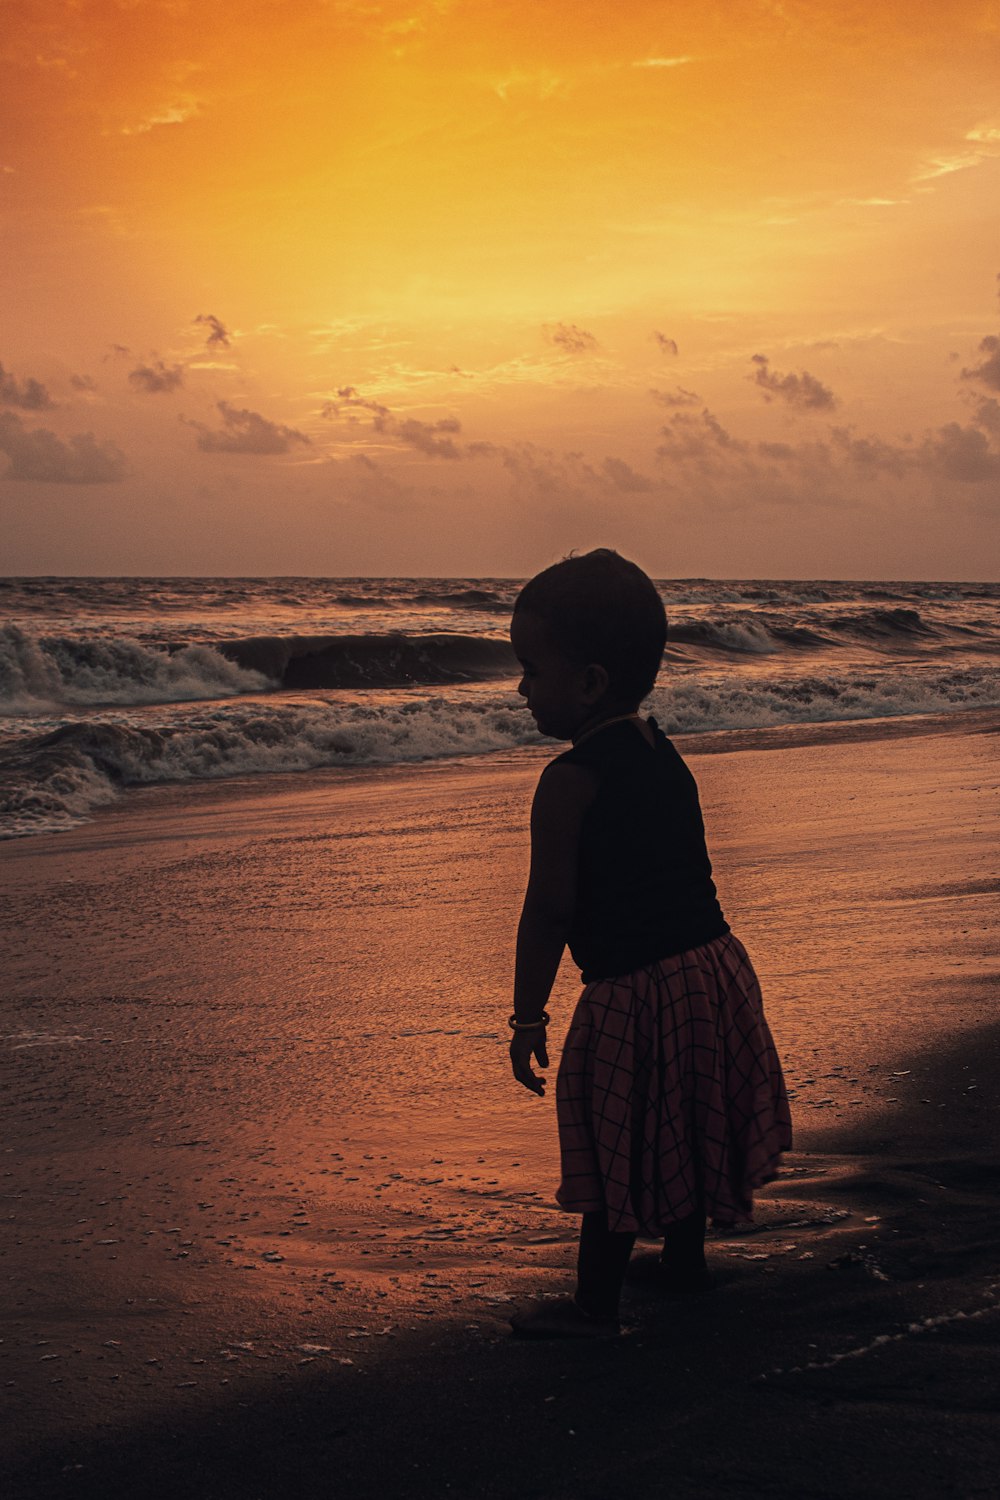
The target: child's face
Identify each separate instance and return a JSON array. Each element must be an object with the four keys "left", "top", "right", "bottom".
[{"left": 510, "top": 609, "right": 601, "bottom": 740}]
